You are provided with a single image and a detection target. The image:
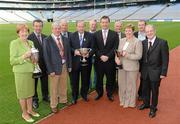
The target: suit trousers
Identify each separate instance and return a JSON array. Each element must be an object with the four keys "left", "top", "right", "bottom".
[
  {"left": 118, "top": 69, "right": 138, "bottom": 107},
  {"left": 33, "top": 74, "right": 49, "bottom": 102},
  {"left": 49, "top": 64, "right": 68, "bottom": 108},
  {"left": 142, "top": 75, "right": 160, "bottom": 111},
  {"left": 71, "top": 65, "right": 90, "bottom": 101},
  {"left": 95, "top": 61, "right": 116, "bottom": 97}
]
